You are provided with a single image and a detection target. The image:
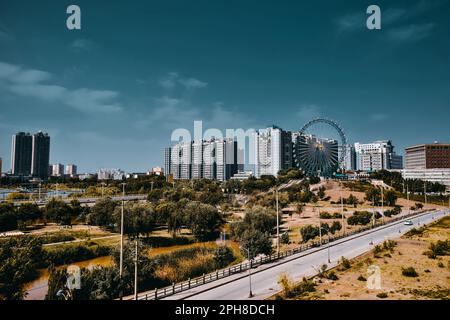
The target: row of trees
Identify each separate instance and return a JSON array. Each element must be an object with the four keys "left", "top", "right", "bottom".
[
  {"left": 0, "top": 199, "right": 87, "bottom": 232},
  {"left": 87, "top": 198, "right": 224, "bottom": 241},
  {"left": 371, "top": 170, "right": 446, "bottom": 194}
]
